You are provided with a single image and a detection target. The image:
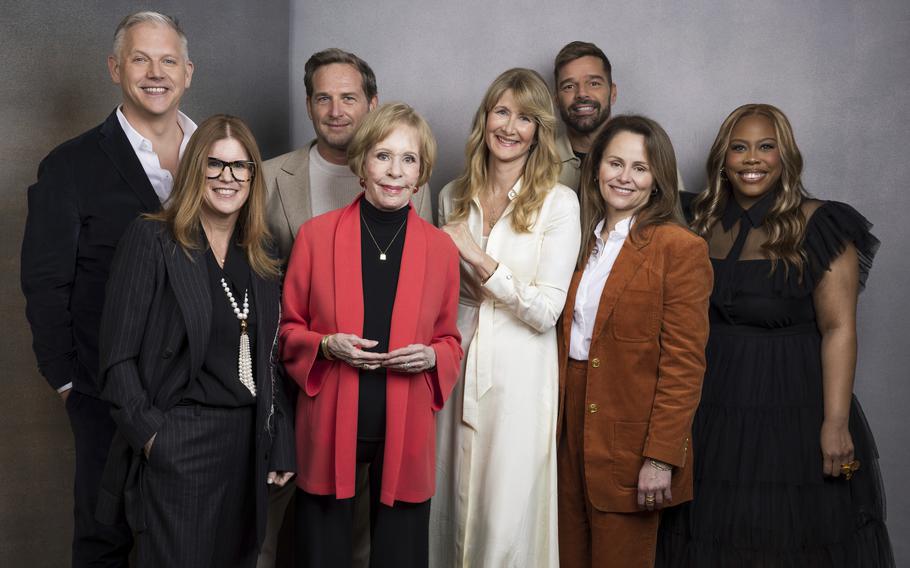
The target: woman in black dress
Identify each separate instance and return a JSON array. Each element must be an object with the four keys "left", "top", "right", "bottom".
[{"left": 657, "top": 103, "right": 894, "bottom": 566}]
